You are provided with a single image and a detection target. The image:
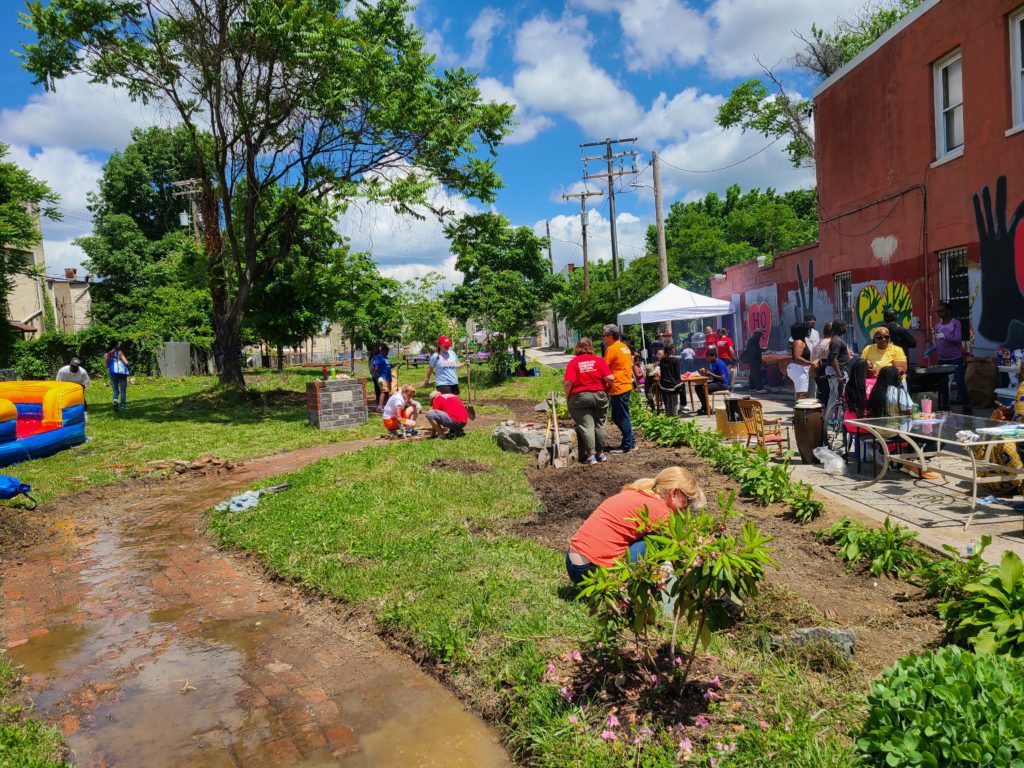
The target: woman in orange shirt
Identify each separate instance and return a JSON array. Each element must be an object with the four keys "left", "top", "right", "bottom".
[{"left": 565, "top": 466, "right": 705, "bottom": 584}]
